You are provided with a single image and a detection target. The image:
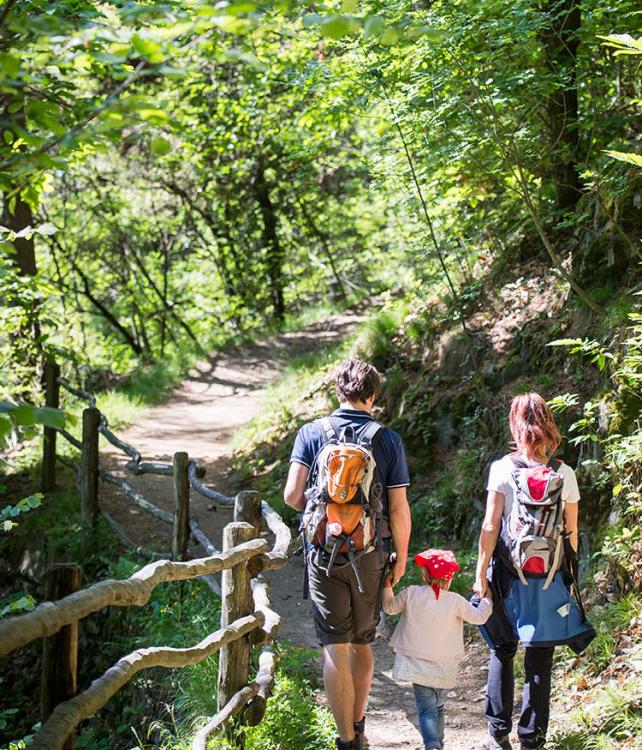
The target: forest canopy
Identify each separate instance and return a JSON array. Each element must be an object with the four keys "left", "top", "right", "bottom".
[{"left": 1, "top": 0, "right": 640, "bottom": 393}]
